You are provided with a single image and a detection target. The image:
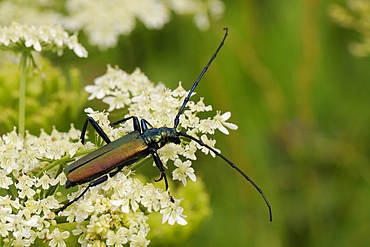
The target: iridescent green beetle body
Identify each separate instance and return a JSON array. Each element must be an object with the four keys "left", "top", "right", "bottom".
[{"left": 65, "top": 131, "right": 149, "bottom": 187}]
